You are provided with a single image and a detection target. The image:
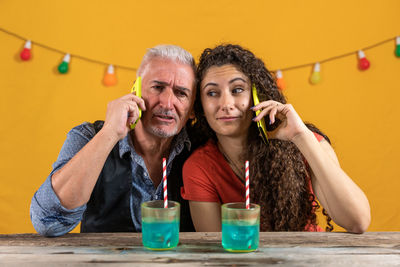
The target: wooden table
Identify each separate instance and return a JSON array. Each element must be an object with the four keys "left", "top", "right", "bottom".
[{"left": 0, "top": 232, "right": 399, "bottom": 266}]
